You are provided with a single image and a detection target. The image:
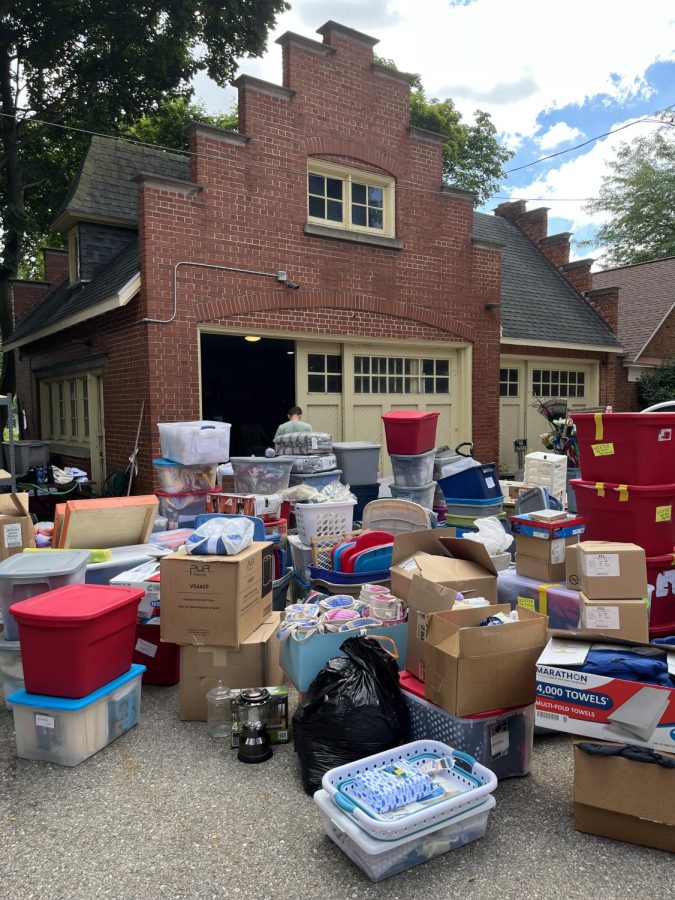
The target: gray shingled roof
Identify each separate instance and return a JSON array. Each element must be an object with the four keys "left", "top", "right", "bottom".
[
  {"left": 8, "top": 241, "right": 139, "bottom": 345},
  {"left": 55, "top": 135, "right": 190, "bottom": 226},
  {"left": 473, "top": 212, "right": 621, "bottom": 348}
]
